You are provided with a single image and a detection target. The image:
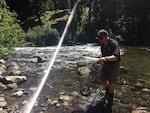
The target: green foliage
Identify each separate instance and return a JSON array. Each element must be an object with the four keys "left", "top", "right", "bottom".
[
  {"left": 0, "top": 4, "right": 24, "bottom": 59},
  {"left": 30, "top": 0, "right": 54, "bottom": 17},
  {"left": 41, "top": 0, "right": 54, "bottom": 12},
  {"left": 26, "top": 25, "right": 60, "bottom": 46},
  {"left": 0, "top": 0, "right": 7, "bottom": 8},
  {"left": 52, "top": 0, "right": 71, "bottom": 9},
  {"left": 5, "top": 0, "right": 150, "bottom": 45},
  {"left": 74, "top": 0, "right": 150, "bottom": 45}
]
